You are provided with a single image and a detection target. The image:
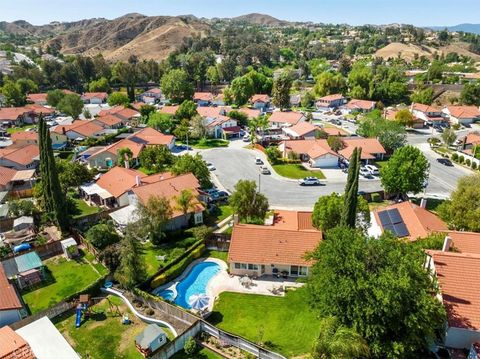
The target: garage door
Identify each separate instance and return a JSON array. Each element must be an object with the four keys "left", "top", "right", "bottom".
[{"left": 313, "top": 155, "right": 338, "bottom": 168}]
